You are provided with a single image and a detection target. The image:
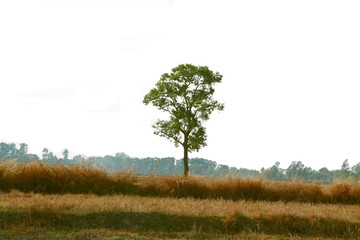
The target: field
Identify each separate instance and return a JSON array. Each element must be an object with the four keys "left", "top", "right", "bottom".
[{"left": 1, "top": 161, "right": 360, "bottom": 239}]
